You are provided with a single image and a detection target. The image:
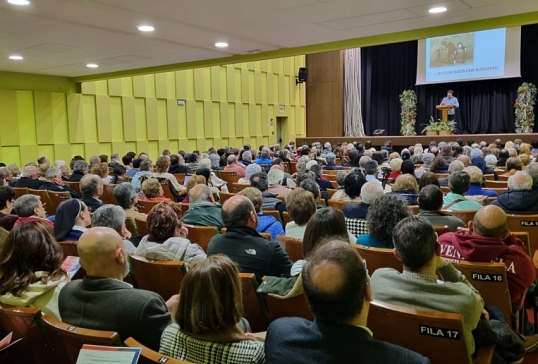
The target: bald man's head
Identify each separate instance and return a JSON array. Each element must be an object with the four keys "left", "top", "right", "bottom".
[
  {"left": 472, "top": 205, "right": 507, "bottom": 238},
  {"left": 457, "top": 155, "right": 471, "bottom": 167},
  {"left": 222, "top": 195, "right": 256, "bottom": 228},
  {"left": 77, "top": 227, "right": 127, "bottom": 279},
  {"left": 303, "top": 240, "right": 368, "bottom": 325}
]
